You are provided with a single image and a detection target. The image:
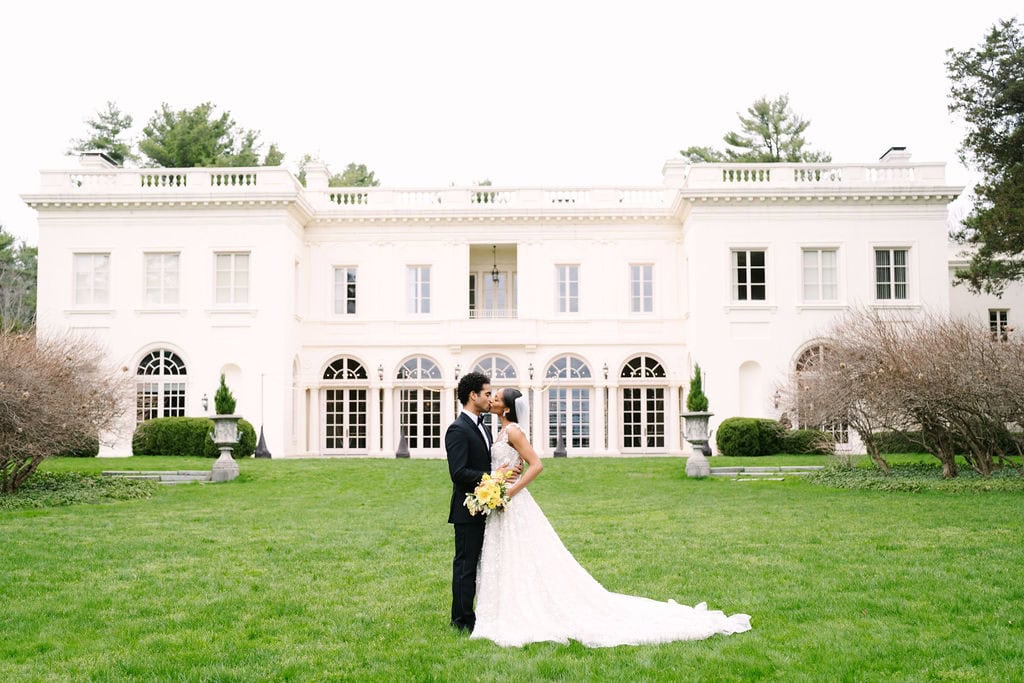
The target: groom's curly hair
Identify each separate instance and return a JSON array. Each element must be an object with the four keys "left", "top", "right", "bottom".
[{"left": 457, "top": 371, "right": 491, "bottom": 405}]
